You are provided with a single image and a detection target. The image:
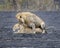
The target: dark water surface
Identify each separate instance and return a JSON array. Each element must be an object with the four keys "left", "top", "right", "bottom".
[{"left": 0, "top": 11, "right": 60, "bottom": 48}]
